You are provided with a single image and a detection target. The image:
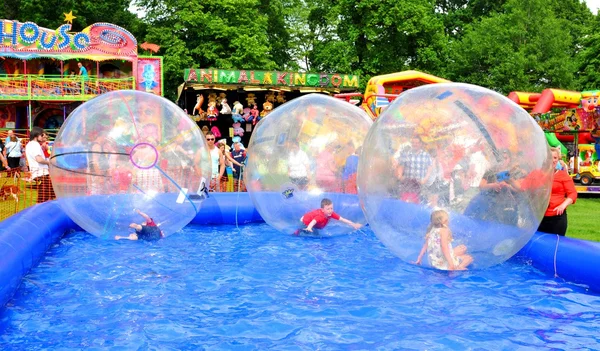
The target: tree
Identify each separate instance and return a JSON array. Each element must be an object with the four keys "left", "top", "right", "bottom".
[
  {"left": 135, "top": 0, "right": 291, "bottom": 100},
  {"left": 577, "top": 15, "right": 600, "bottom": 89},
  {"left": 435, "top": 0, "right": 506, "bottom": 38},
  {"left": 0, "top": 0, "right": 20, "bottom": 20},
  {"left": 447, "top": 0, "right": 577, "bottom": 94},
  {"left": 286, "top": 0, "right": 313, "bottom": 71},
  {"left": 0, "top": 0, "right": 145, "bottom": 38},
  {"left": 303, "top": 0, "right": 448, "bottom": 87},
  {"left": 549, "top": 0, "right": 594, "bottom": 61},
  {"left": 259, "top": 0, "right": 294, "bottom": 68}
]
